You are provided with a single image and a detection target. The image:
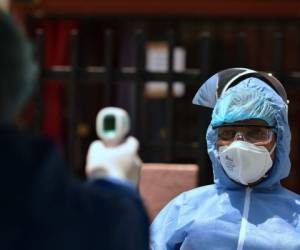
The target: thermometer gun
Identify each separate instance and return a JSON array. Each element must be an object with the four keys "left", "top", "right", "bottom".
[{"left": 96, "top": 107, "right": 130, "bottom": 147}]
